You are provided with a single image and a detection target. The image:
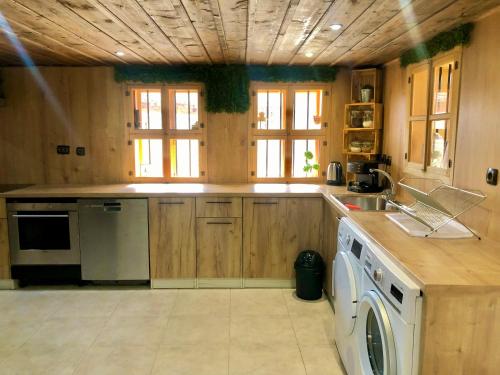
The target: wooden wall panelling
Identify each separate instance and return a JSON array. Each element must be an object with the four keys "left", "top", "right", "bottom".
[
  {"left": 207, "top": 112, "right": 248, "bottom": 183},
  {"left": 382, "top": 8, "right": 500, "bottom": 240},
  {"left": 420, "top": 287, "right": 500, "bottom": 374},
  {"left": 196, "top": 217, "right": 242, "bottom": 279},
  {"left": 0, "top": 67, "right": 129, "bottom": 184},
  {"left": 148, "top": 198, "right": 196, "bottom": 282},
  {"left": 330, "top": 68, "right": 351, "bottom": 167}
]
